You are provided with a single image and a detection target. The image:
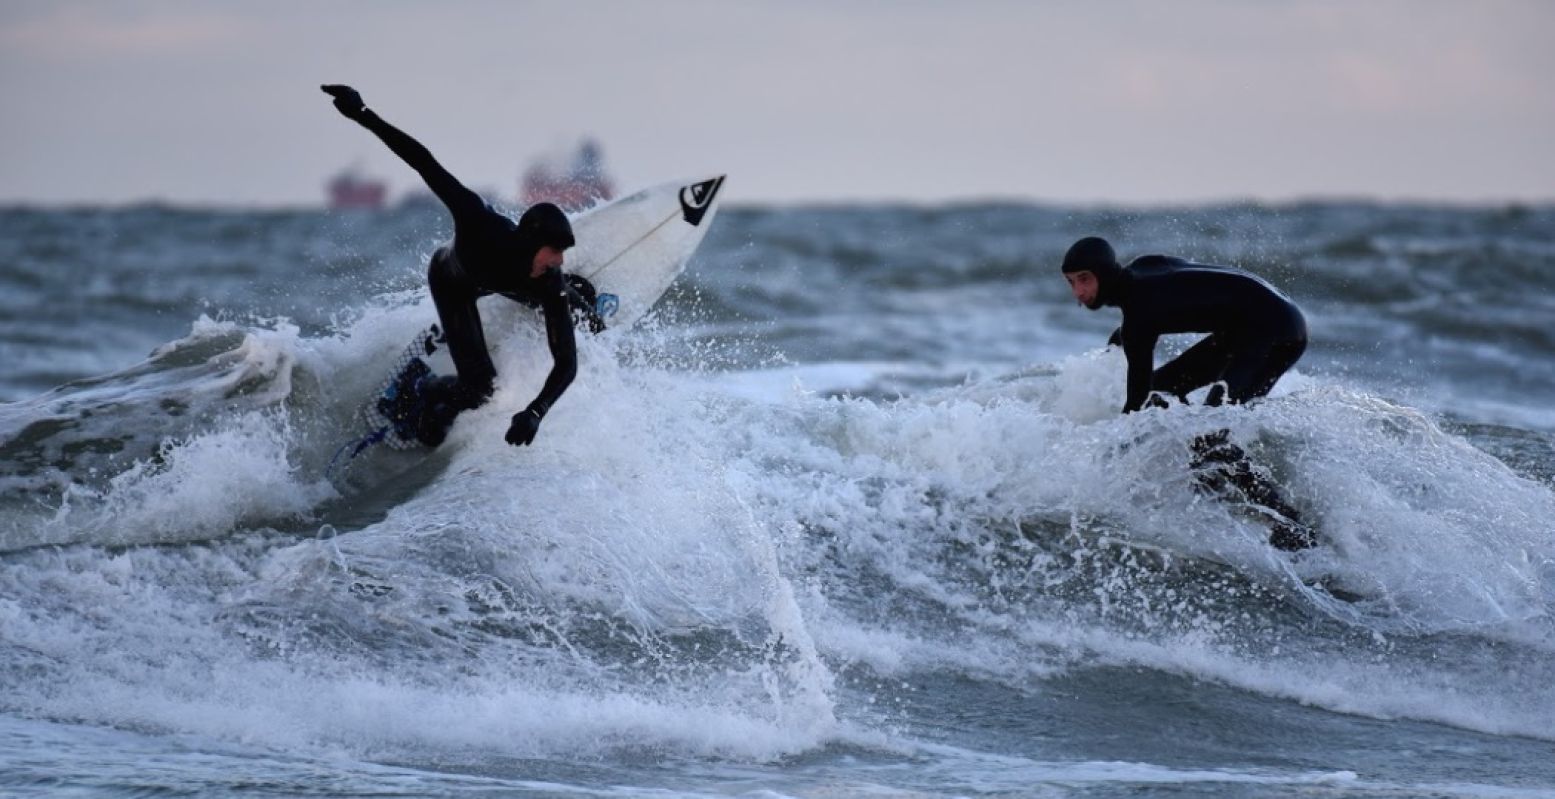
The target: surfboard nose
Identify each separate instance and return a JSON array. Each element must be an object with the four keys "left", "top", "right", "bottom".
[
  {"left": 683, "top": 175, "right": 725, "bottom": 202},
  {"left": 679, "top": 175, "right": 726, "bottom": 226}
]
